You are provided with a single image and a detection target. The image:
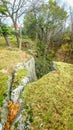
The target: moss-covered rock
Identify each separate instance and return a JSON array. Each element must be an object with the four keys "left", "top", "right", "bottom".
[
  {"left": 22, "top": 62, "right": 73, "bottom": 130},
  {"left": 13, "top": 69, "right": 28, "bottom": 88}
]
